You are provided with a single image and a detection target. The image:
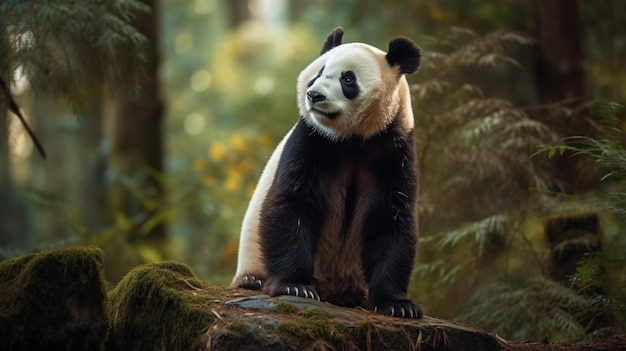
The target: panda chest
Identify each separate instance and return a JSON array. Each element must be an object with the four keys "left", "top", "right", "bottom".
[{"left": 313, "top": 160, "right": 374, "bottom": 279}]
